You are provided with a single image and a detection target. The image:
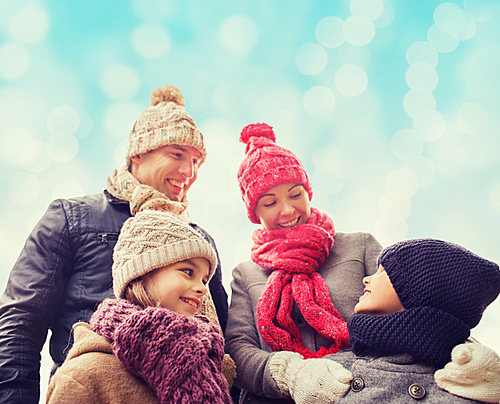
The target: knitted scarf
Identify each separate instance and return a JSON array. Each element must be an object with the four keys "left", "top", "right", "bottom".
[
  {"left": 347, "top": 307, "right": 471, "bottom": 368},
  {"left": 90, "top": 299, "right": 232, "bottom": 404},
  {"left": 254, "top": 208, "right": 350, "bottom": 359},
  {"left": 106, "top": 165, "right": 190, "bottom": 221}
]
